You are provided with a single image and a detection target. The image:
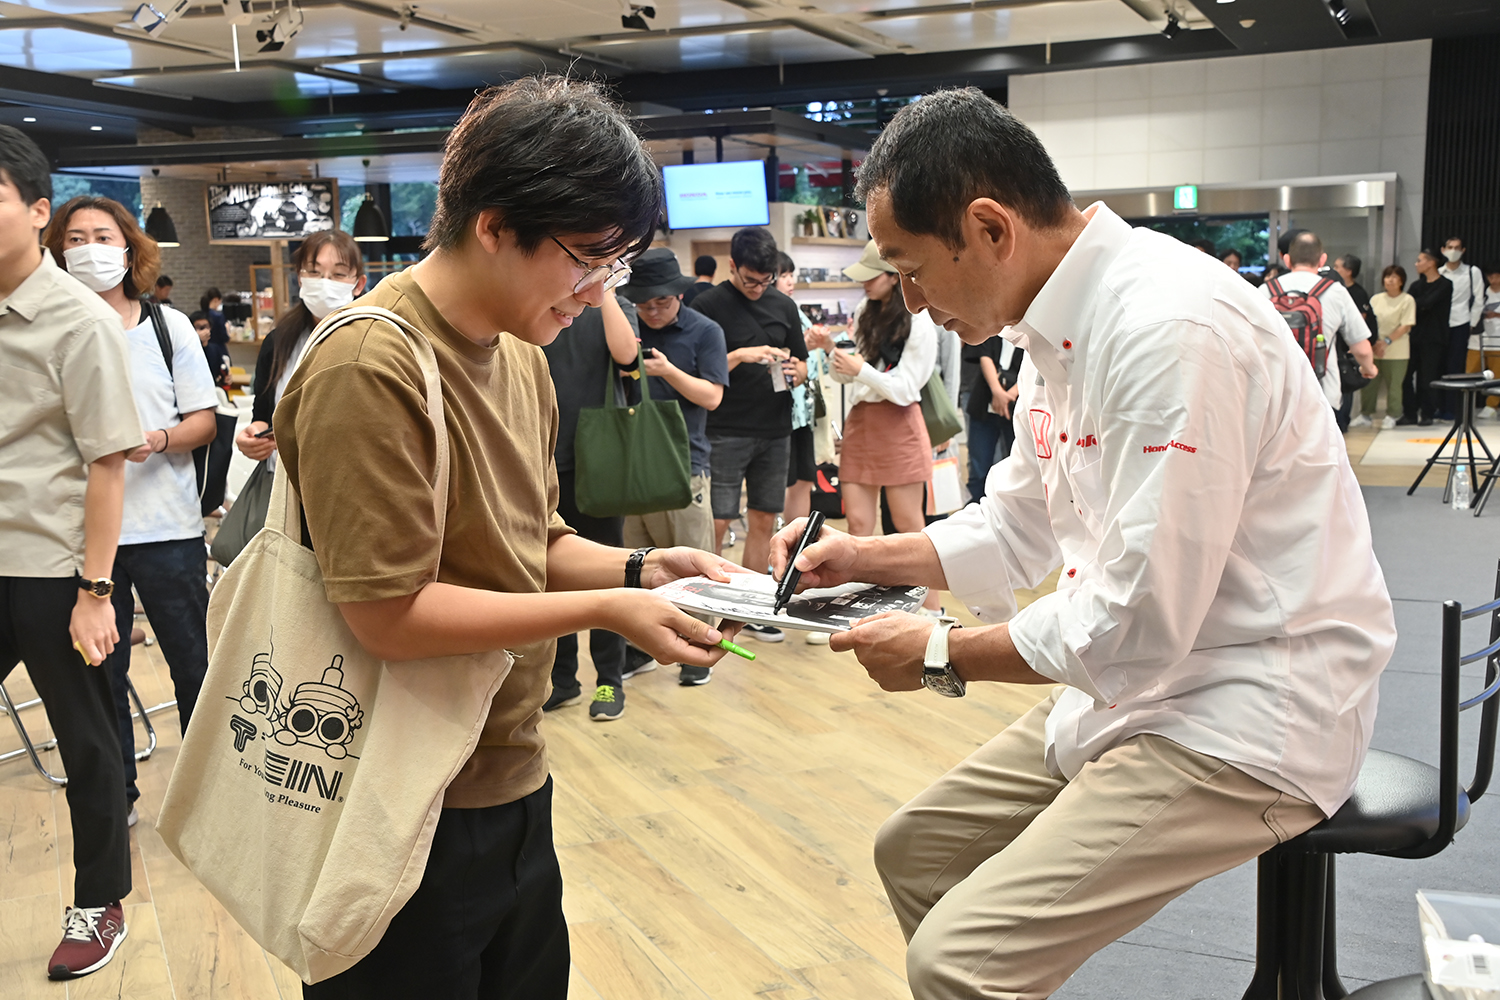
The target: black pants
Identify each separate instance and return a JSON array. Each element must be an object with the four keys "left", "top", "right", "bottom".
[
  {"left": 1407, "top": 332, "right": 1449, "bottom": 421},
  {"left": 303, "top": 777, "right": 569, "bottom": 1000},
  {"left": 0, "top": 576, "right": 131, "bottom": 907},
  {"left": 553, "top": 470, "right": 624, "bottom": 692},
  {"left": 104, "top": 536, "right": 209, "bottom": 803}
]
